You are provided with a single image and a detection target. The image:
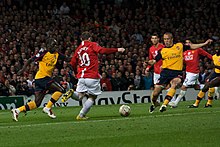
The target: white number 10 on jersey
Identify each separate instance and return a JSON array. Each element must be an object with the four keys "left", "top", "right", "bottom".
[{"left": 79, "top": 53, "right": 90, "bottom": 66}]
